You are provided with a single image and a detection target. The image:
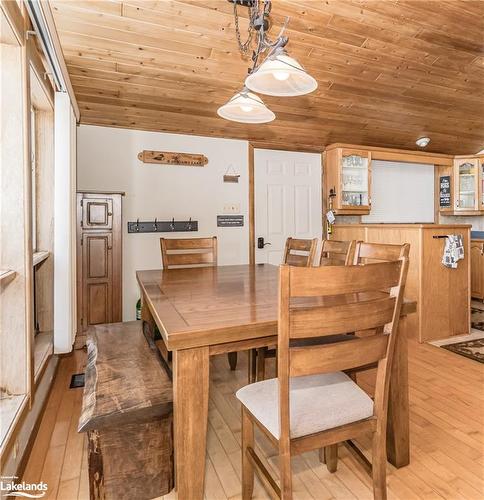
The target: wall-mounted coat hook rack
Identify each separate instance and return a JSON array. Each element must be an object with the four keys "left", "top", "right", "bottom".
[{"left": 127, "top": 218, "right": 198, "bottom": 234}]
